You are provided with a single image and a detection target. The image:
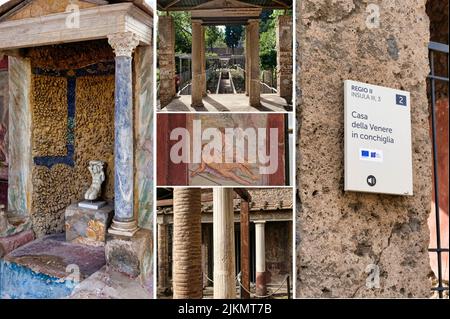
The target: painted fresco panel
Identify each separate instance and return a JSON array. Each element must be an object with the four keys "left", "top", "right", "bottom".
[{"left": 157, "top": 113, "right": 286, "bottom": 186}]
